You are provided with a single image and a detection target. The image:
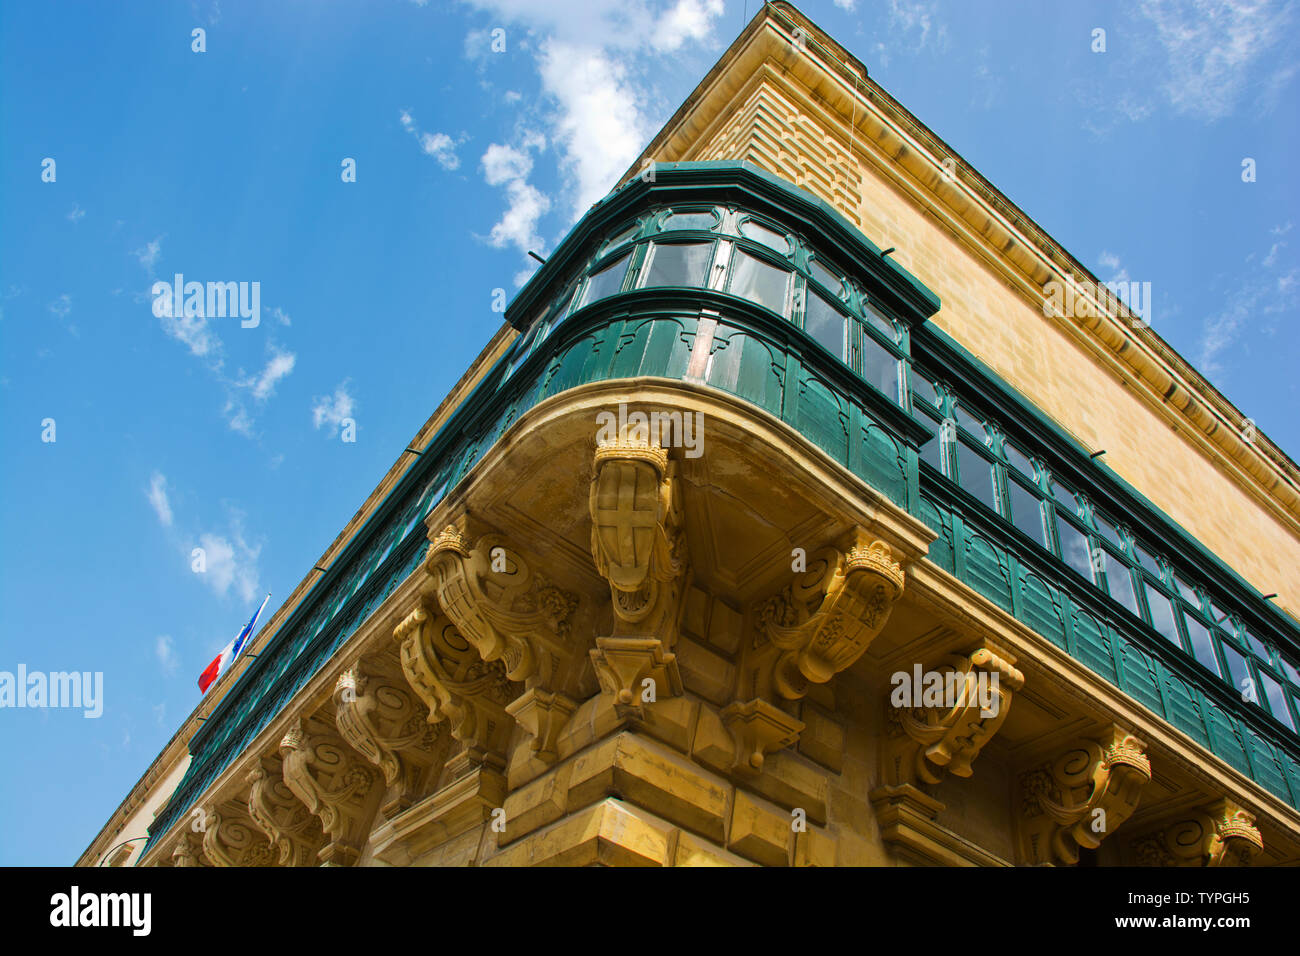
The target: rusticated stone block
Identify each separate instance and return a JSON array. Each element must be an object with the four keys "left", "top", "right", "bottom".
[{"left": 728, "top": 790, "right": 791, "bottom": 867}]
